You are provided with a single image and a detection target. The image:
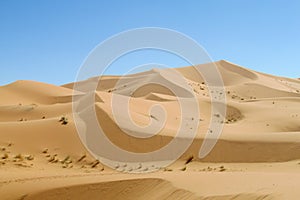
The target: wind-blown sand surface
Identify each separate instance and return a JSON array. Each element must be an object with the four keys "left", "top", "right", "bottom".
[{"left": 0, "top": 60, "right": 300, "bottom": 199}]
